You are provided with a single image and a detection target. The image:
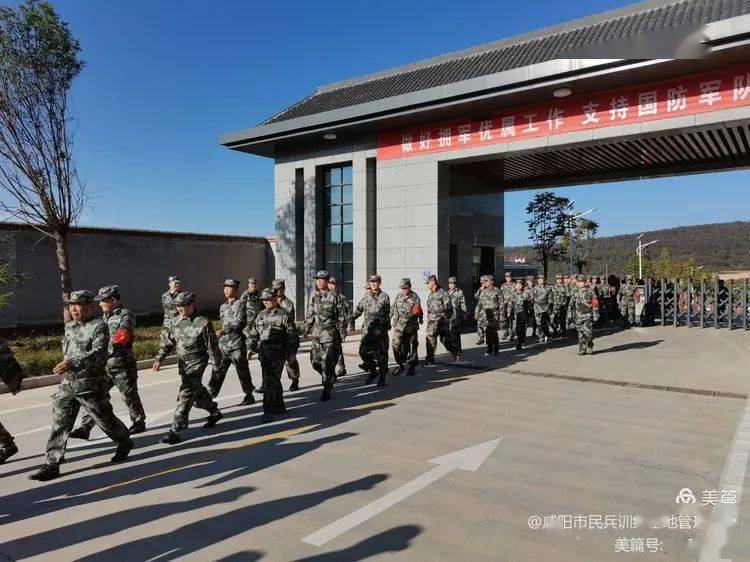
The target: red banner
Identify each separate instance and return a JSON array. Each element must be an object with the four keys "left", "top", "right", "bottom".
[{"left": 377, "top": 64, "right": 750, "bottom": 160}]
